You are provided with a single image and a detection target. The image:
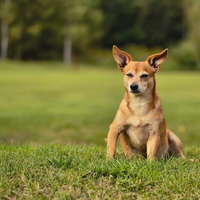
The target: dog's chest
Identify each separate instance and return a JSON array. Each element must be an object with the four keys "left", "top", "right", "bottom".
[
  {"left": 127, "top": 110, "right": 152, "bottom": 127},
  {"left": 126, "top": 116, "right": 153, "bottom": 147}
]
